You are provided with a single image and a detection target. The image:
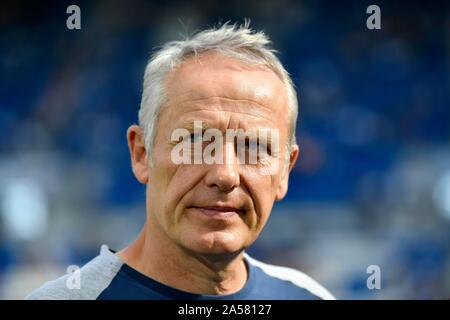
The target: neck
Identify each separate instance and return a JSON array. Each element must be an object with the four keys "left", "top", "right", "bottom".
[{"left": 117, "top": 221, "right": 248, "bottom": 295}]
